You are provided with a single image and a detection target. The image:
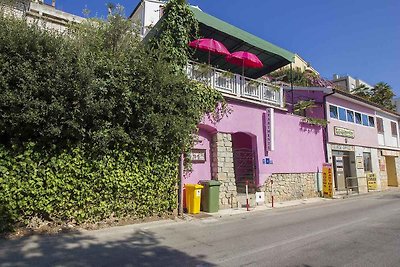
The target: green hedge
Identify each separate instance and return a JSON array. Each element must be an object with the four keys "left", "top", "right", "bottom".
[{"left": 0, "top": 144, "right": 177, "bottom": 232}]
